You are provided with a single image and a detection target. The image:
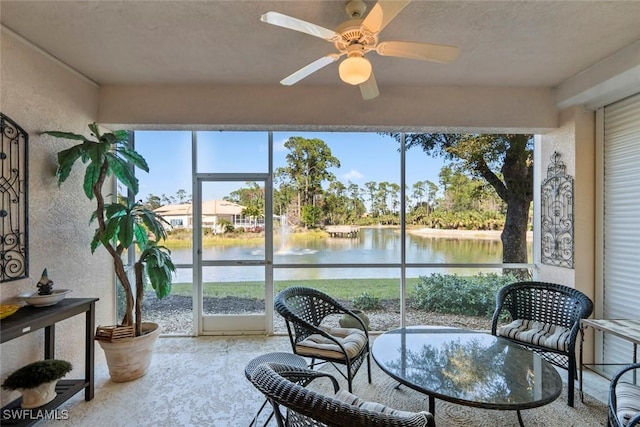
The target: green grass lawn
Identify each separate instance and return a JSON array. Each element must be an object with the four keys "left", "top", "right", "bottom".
[{"left": 168, "top": 278, "right": 422, "bottom": 300}]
